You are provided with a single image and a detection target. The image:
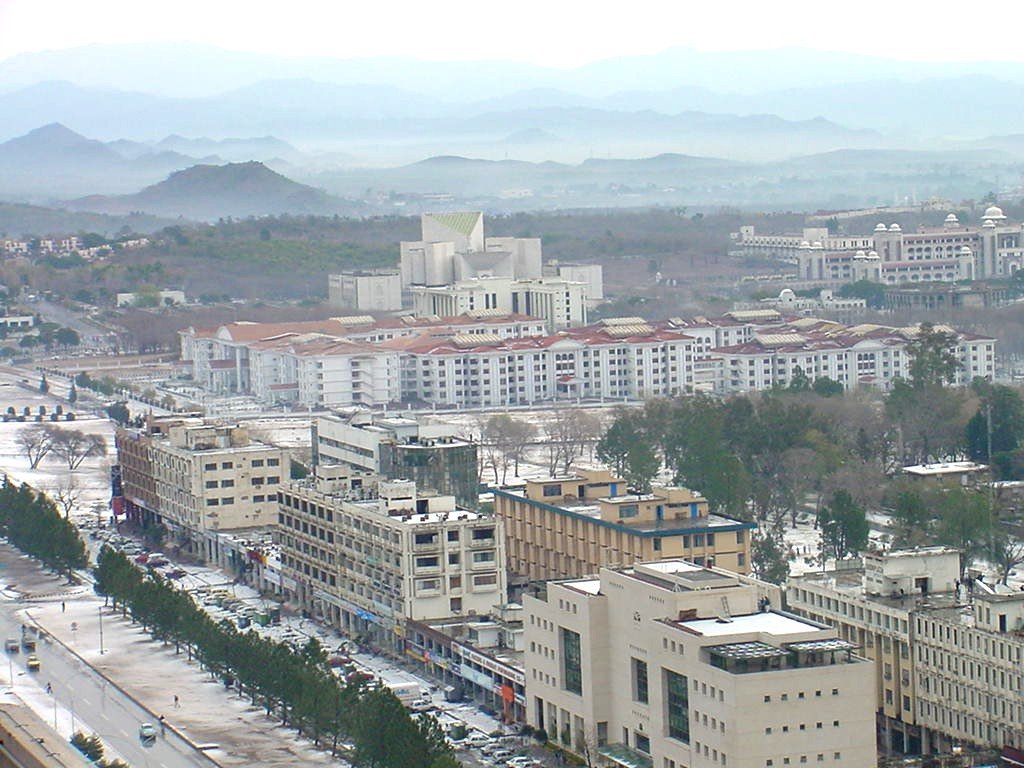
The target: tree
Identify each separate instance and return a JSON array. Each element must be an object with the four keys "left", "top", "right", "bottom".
[
  {"left": 68, "top": 380, "right": 78, "bottom": 403},
  {"left": 887, "top": 483, "right": 931, "bottom": 548},
  {"left": 991, "top": 530, "right": 1024, "bottom": 585},
  {"left": 817, "top": 490, "right": 869, "bottom": 563},
  {"left": 595, "top": 409, "right": 660, "bottom": 492},
  {"left": 54, "top": 327, "right": 80, "bottom": 347},
  {"left": 545, "top": 410, "right": 601, "bottom": 475},
  {"left": 751, "top": 523, "right": 790, "bottom": 585},
  {"left": 50, "top": 429, "right": 107, "bottom": 470},
  {"left": 905, "top": 322, "right": 962, "bottom": 389},
  {"left": 51, "top": 472, "right": 81, "bottom": 518},
  {"left": 17, "top": 424, "right": 55, "bottom": 468},
  {"left": 106, "top": 401, "right": 130, "bottom": 425},
  {"left": 481, "top": 414, "right": 535, "bottom": 484},
  {"left": 38, "top": 374, "right": 48, "bottom": 394},
  {"left": 812, "top": 376, "right": 844, "bottom": 397},
  {"left": 932, "top": 486, "right": 992, "bottom": 573},
  {"left": 965, "top": 383, "right": 1024, "bottom": 471}
]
